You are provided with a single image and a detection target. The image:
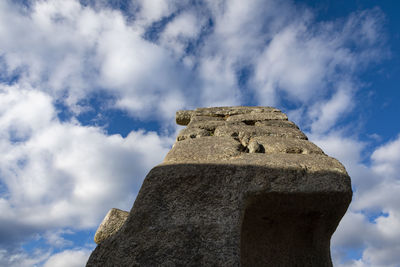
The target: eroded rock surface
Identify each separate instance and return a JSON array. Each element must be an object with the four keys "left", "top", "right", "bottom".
[
  {"left": 94, "top": 208, "right": 129, "bottom": 244},
  {"left": 87, "top": 106, "right": 352, "bottom": 267}
]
